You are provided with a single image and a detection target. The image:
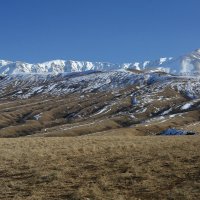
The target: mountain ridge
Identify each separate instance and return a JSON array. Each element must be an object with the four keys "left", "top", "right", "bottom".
[{"left": 0, "top": 49, "right": 200, "bottom": 75}]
